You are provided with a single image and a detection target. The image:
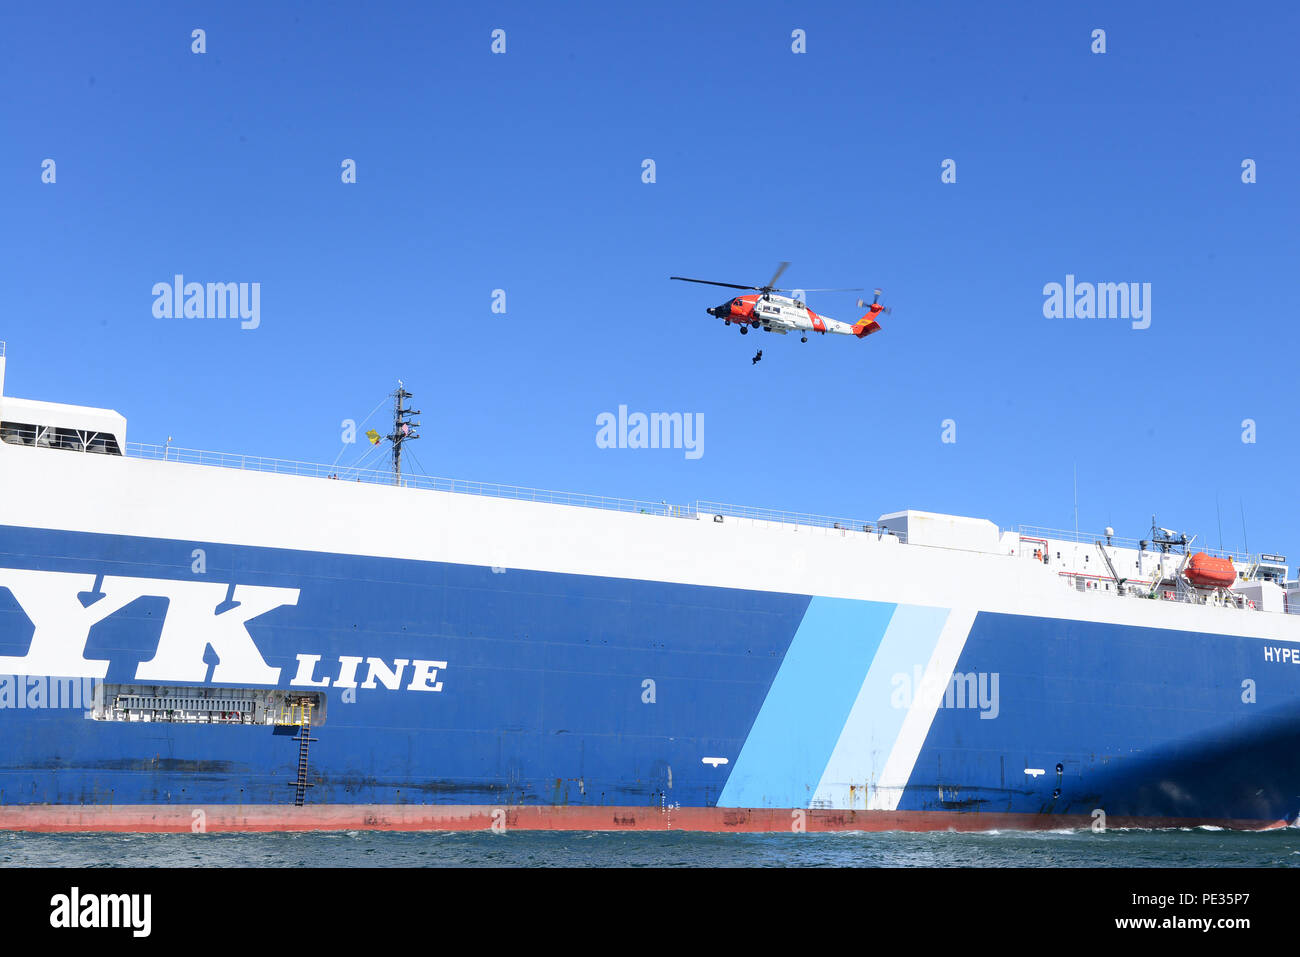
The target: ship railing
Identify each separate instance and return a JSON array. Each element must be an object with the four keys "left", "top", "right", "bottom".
[
  {"left": 1058, "top": 569, "right": 1276, "bottom": 612},
  {"left": 1059, "top": 570, "right": 1148, "bottom": 592},
  {"left": 1018, "top": 525, "right": 1255, "bottom": 564},
  {"left": 124, "top": 442, "right": 696, "bottom": 519},
  {"left": 1156, "top": 587, "right": 1258, "bottom": 611},
  {"left": 1020, "top": 525, "right": 1145, "bottom": 551},
  {"left": 122, "top": 442, "right": 908, "bottom": 538},
  {"left": 696, "top": 500, "right": 905, "bottom": 540}
]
